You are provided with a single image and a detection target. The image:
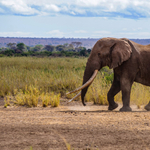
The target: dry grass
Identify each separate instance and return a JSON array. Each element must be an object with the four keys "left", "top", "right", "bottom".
[
  {"left": 131, "top": 83, "right": 150, "bottom": 107},
  {"left": 4, "top": 85, "right": 60, "bottom": 107},
  {"left": 0, "top": 57, "right": 85, "bottom": 97},
  {"left": 1, "top": 57, "right": 150, "bottom": 108}
]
